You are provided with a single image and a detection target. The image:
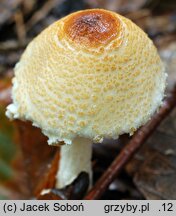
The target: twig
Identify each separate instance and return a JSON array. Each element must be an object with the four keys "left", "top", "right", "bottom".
[
  {"left": 85, "top": 86, "right": 176, "bottom": 199},
  {"left": 14, "top": 9, "right": 26, "bottom": 45},
  {"left": 0, "top": 40, "right": 30, "bottom": 52},
  {"left": 26, "top": 0, "right": 64, "bottom": 32},
  {"left": 0, "top": 0, "right": 23, "bottom": 27}
]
